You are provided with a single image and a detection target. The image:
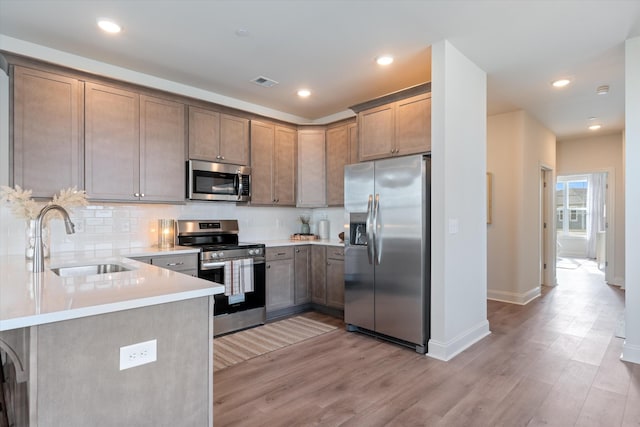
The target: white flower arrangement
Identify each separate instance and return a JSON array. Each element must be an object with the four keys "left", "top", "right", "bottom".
[{"left": 0, "top": 185, "right": 88, "bottom": 222}]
